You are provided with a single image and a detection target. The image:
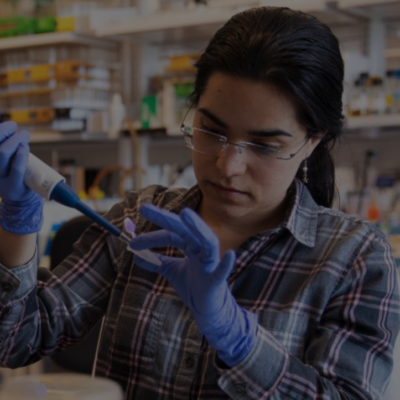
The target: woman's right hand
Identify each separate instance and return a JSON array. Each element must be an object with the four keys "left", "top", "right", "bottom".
[
  {"left": 0, "top": 121, "right": 34, "bottom": 203},
  {"left": 0, "top": 121, "right": 44, "bottom": 235}
]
